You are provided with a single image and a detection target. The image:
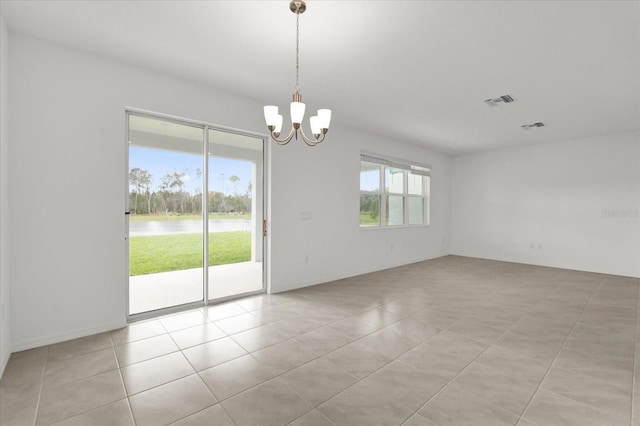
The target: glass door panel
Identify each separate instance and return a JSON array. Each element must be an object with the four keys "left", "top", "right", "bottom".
[
  {"left": 207, "top": 129, "right": 264, "bottom": 300},
  {"left": 128, "top": 114, "right": 204, "bottom": 315}
]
